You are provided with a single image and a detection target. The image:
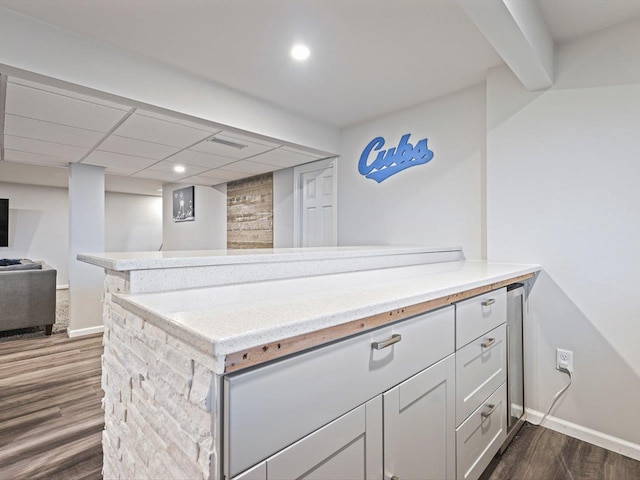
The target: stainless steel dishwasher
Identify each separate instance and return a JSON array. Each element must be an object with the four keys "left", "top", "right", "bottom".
[{"left": 501, "top": 283, "right": 526, "bottom": 452}]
